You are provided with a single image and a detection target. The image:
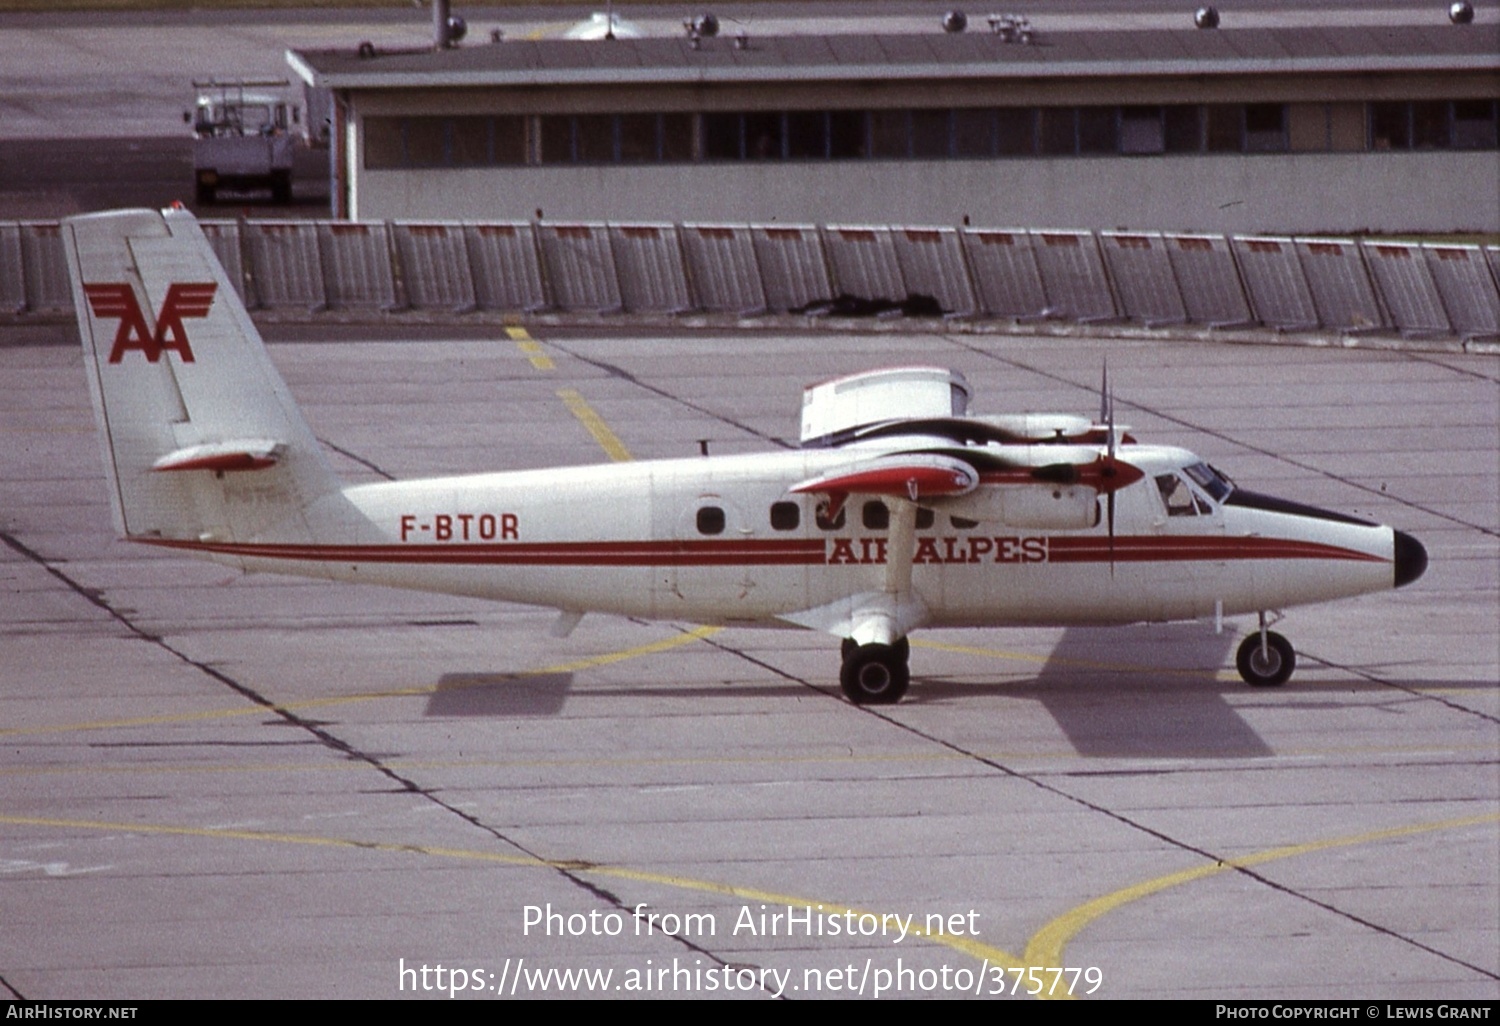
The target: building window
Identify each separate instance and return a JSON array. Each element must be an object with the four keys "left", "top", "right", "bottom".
[
  {"left": 662, "top": 114, "right": 694, "bottom": 161},
  {"left": 1120, "top": 106, "right": 1164, "bottom": 154},
  {"left": 953, "top": 108, "right": 995, "bottom": 157},
  {"left": 703, "top": 112, "right": 742, "bottom": 160},
  {"left": 366, "top": 100, "right": 1491, "bottom": 172},
  {"left": 745, "top": 111, "right": 783, "bottom": 159},
  {"left": 1039, "top": 108, "right": 1077, "bottom": 155},
  {"left": 995, "top": 108, "right": 1037, "bottom": 155},
  {"left": 1370, "top": 102, "right": 1410, "bottom": 149},
  {"left": 911, "top": 109, "right": 951, "bottom": 158},
  {"left": 1163, "top": 106, "right": 1202, "bottom": 152},
  {"left": 1206, "top": 105, "right": 1242, "bottom": 152},
  {"left": 829, "top": 111, "right": 867, "bottom": 158},
  {"left": 363, "top": 117, "right": 405, "bottom": 169},
  {"left": 786, "top": 111, "right": 827, "bottom": 159},
  {"left": 1244, "top": 104, "right": 1287, "bottom": 152},
  {"left": 1454, "top": 100, "right": 1499, "bottom": 149},
  {"left": 364, "top": 116, "right": 532, "bottom": 169},
  {"left": 617, "top": 113, "right": 657, "bottom": 162},
  {"left": 575, "top": 115, "right": 615, "bottom": 162},
  {"left": 870, "top": 110, "right": 910, "bottom": 158},
  {"left": 540, "top": 116, "right": 575, "bottom": 163},
  {"left": 1078, "top": 107, "right": 1118, "bottom": 154}
]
